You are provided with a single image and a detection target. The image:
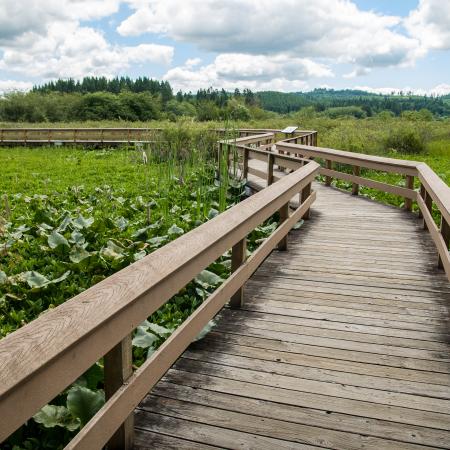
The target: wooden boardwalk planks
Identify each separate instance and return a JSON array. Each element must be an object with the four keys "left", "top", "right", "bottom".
[{"left": 134, "top": 182, "right": 450, "bottom": 449}]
